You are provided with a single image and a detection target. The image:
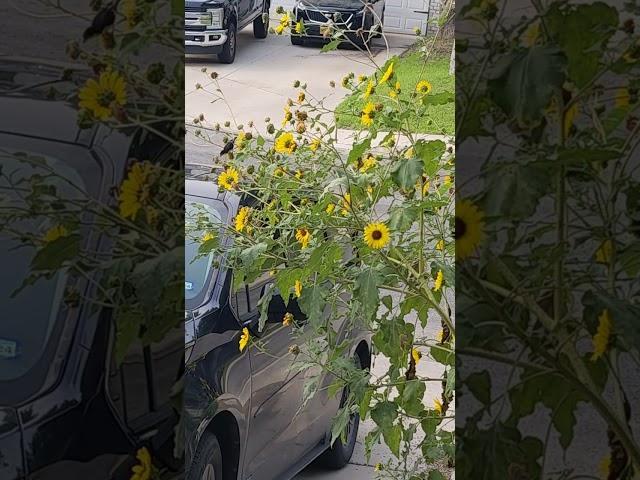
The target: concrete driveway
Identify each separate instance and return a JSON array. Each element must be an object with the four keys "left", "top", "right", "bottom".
[{"left": 185, "top": 16, "right": 417, "bottom": 131}]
